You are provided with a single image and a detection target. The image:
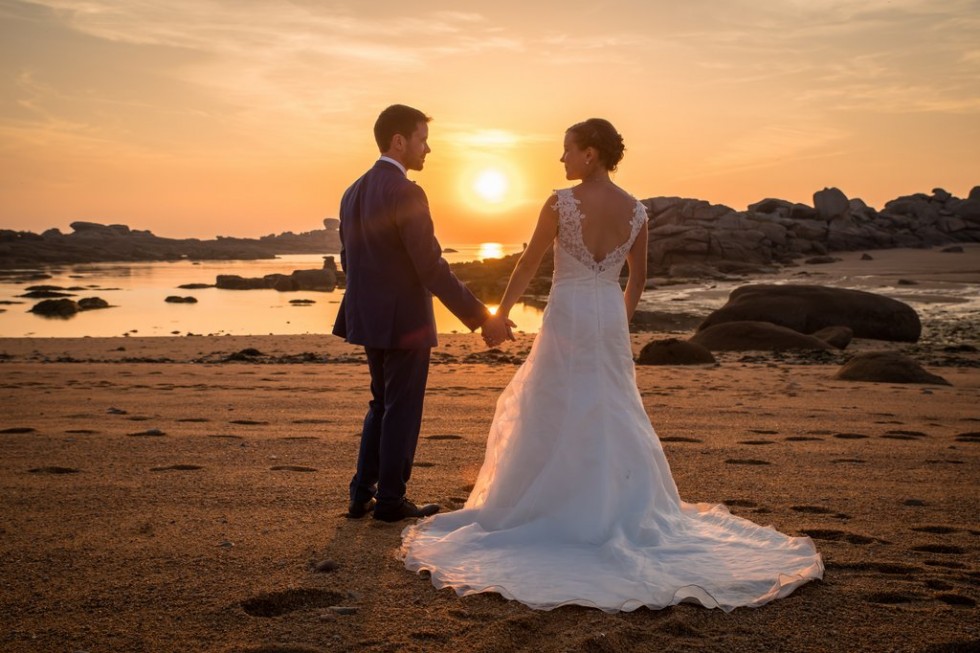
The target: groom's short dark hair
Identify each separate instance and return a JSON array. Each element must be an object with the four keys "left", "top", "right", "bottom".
[{"left": 374, "top": 104, "right": 431, "bottom": 152}]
